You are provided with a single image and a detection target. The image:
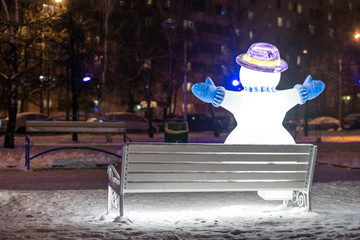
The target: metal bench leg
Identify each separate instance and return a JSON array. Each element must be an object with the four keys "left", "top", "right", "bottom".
[
  {"left": 120, "top": 194, "right": 124, "bottom": 217},
  {"left": 107, "top": 185, "right": 112, "bottom": 214},
  {"left": 25, "top": 134, "right": 30, "bottom": 170}
]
